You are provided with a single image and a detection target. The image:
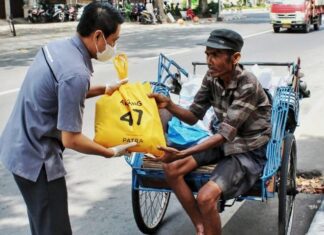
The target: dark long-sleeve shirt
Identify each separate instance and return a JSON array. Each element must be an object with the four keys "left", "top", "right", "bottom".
[{"left": 189, "top": 65, "right": 271, "bottom": 156}]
